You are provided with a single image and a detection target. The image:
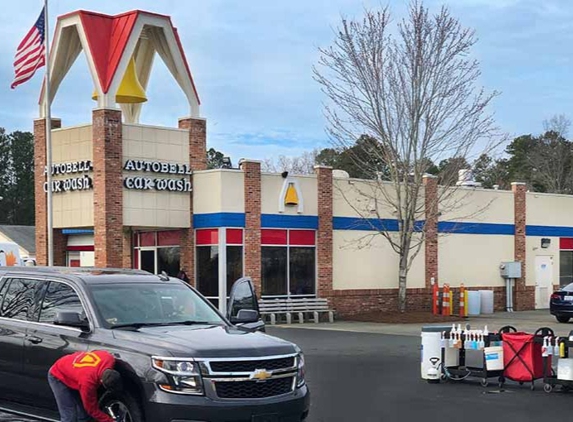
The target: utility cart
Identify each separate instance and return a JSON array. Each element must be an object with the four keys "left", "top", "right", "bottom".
[
  {"left": 543, "top": 329, "right": 573, "bottom": 393},
  {"left": 440, "top": 327, "right": 508, "bottom": 387},
  {"left": 500, "top": 327, "right": 553, "bottom": 391}
]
